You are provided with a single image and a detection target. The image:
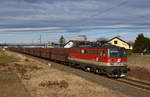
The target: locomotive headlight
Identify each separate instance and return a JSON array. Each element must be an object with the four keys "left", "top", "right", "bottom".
[
  {"left": 111, "top": 59, "right": 114, "bottom": 65},
  {"left": 123, "top": 62, "right": 127, "bottom": 65},
  {"left": 117, "top": 58, "right": 121, "bottom": 62},
  {"left": 111, "top": 62, "right": 114, "bottom": 65}
]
